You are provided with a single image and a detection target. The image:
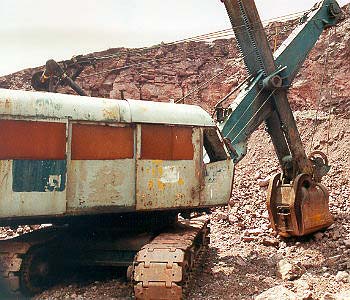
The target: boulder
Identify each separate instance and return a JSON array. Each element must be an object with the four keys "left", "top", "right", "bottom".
[
  {"left": 277, "top": 259, "right": 305, "bottom": 281},
  {"left": 255, "top": 286, "right": 298, "bottom": 300}
]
